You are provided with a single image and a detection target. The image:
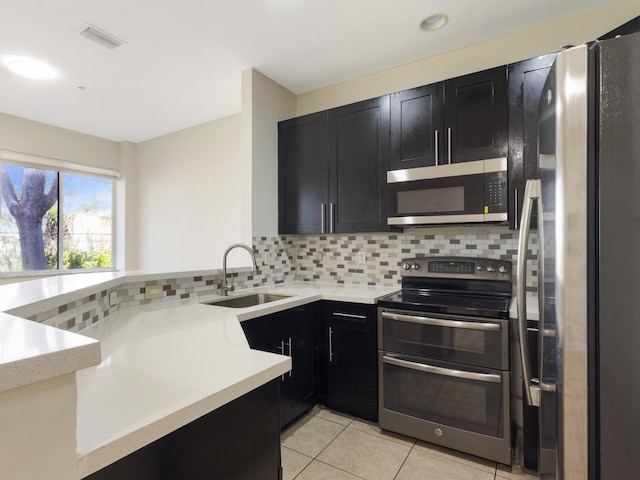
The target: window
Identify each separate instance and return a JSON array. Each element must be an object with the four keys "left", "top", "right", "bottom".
[{"left": 0, "top": 151, "right": 117, "bottom": 274}]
